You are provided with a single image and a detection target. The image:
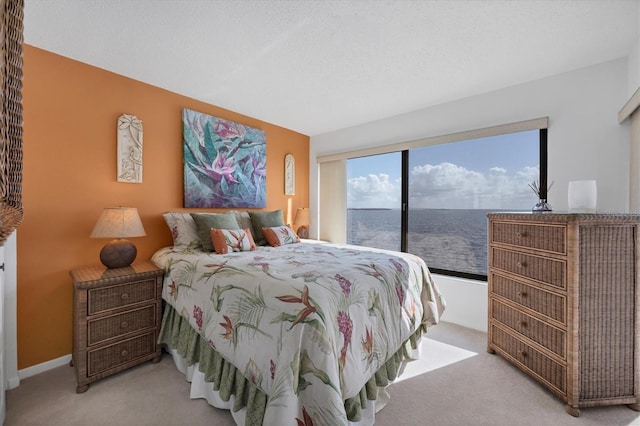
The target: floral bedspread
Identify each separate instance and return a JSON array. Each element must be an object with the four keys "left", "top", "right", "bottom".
[{"left": 152, "top": 241, "right": 445, "bottom": 425}]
